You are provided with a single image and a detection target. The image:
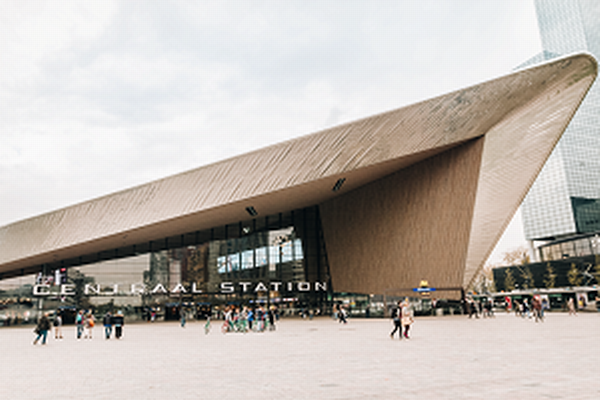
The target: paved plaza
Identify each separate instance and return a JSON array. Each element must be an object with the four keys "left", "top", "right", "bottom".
[{"left": 1, "top": 312, "right": 598, "bottom": 399}]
